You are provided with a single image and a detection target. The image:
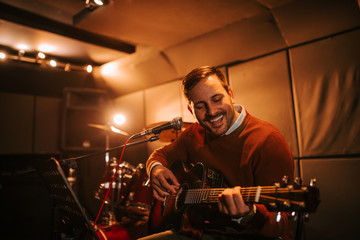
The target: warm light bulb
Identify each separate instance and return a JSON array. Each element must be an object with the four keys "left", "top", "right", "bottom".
[
  {"left": 64, "top": 63, "right": 71, "bottom": 72},
  {"left": 37, "top": 52, "right": 46, "bottom": 59},
  {"left": 113, "top": 114, "right": 126, "bottom": 125},
  {"left": 50, "top": 60, "right": 57, "bottom": 67},
  {"left": 86, "top": 65, "right": 93, "bottom": 73},
  {"left": 0, "top": 52, "right": 6, "bottom": 59}
]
